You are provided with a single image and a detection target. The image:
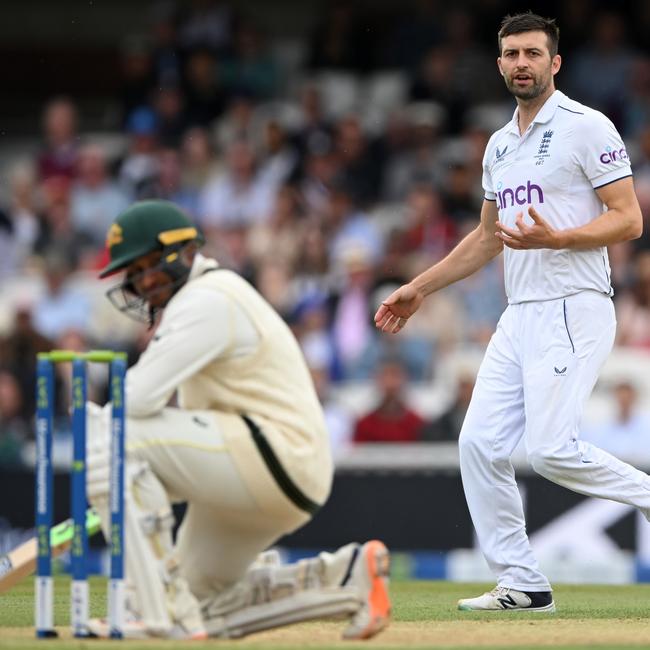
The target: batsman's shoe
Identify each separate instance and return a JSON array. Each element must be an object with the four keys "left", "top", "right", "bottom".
[
  {"left": 86, "top": 617, "right": 208, "bottom": 640},
  {"left": 342, "top": 540, "right": 391, "bottom": 640},
  {"left": 458, "top": 586, "right": 555, "bottom": 612},
  {"left": 87, "top": 595, "right": 206, "bottom": 641}
]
